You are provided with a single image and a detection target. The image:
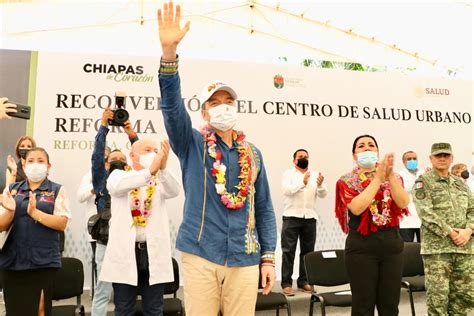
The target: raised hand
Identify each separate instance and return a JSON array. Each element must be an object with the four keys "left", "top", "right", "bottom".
[
  {"left": 7, "top": 155, "right": 17, "bottom": 174},
  {"left": 317, "top": 172, "right": 324, "bottom": 187},
  {"left": 303, "top": 171, "right": 311, "bottom": 185},
  {"left": 0, "top": 97, "right": 17, "bottom": 120},
  {"left": 123, "top": 120, "right": 135, "bottom": 137},
  {"left": 375, "top": 157, "right": 386, "bottom": 182},
  {"left": 27, "top": 192, "right": 37, "bottom": 217},
  {"left": 1, "top": 191, "right": 16, "bottom": 212},
  {"left": 384, "top": 153, "right": 395, "bottom": 179},
  {"left": 159, "top": 140, "right": 171, "bottom": 170},
  {"left": 149, "top": 140, "right": 170, "bottom": 175},
  {"left": 101, "top": 107, "right": 114, "bottom": 126},
  {"left": 157, "top": 0, "right": 190, "bottom": 60}
]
